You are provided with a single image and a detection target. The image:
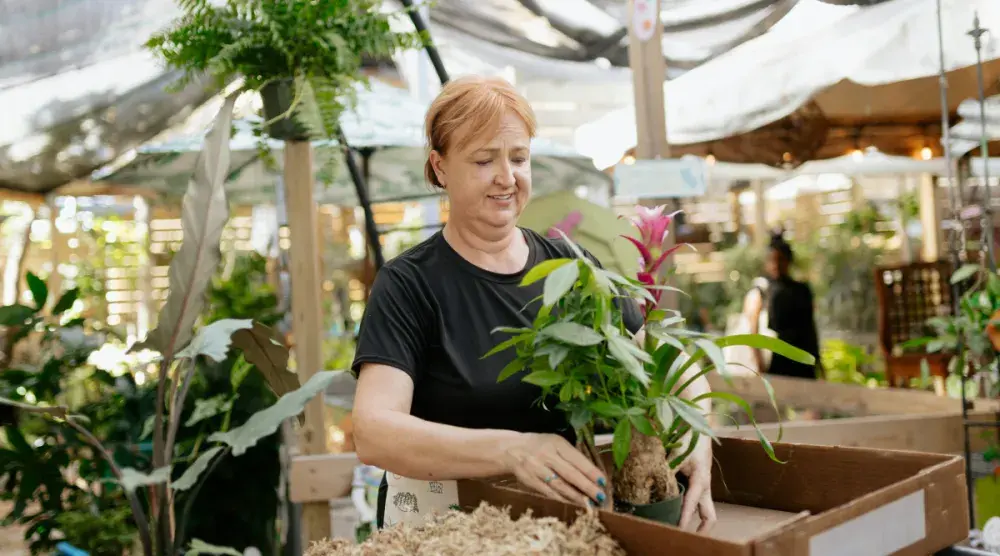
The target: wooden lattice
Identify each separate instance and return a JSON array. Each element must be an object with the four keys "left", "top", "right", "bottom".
[{"left": 874, "top": 261, "right": 953, "bottom": 386}]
